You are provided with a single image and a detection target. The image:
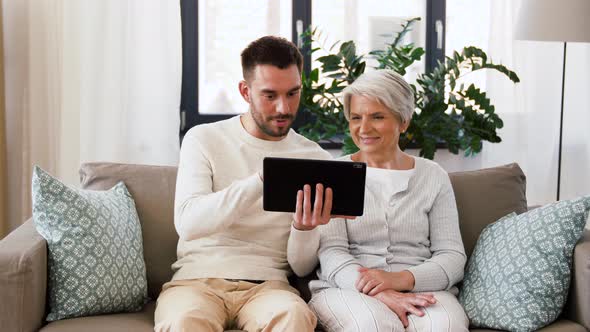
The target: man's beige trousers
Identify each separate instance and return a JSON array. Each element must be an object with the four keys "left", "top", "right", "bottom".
[{"left": 154, "top": 278, "right": 316, "bottom": 332}]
